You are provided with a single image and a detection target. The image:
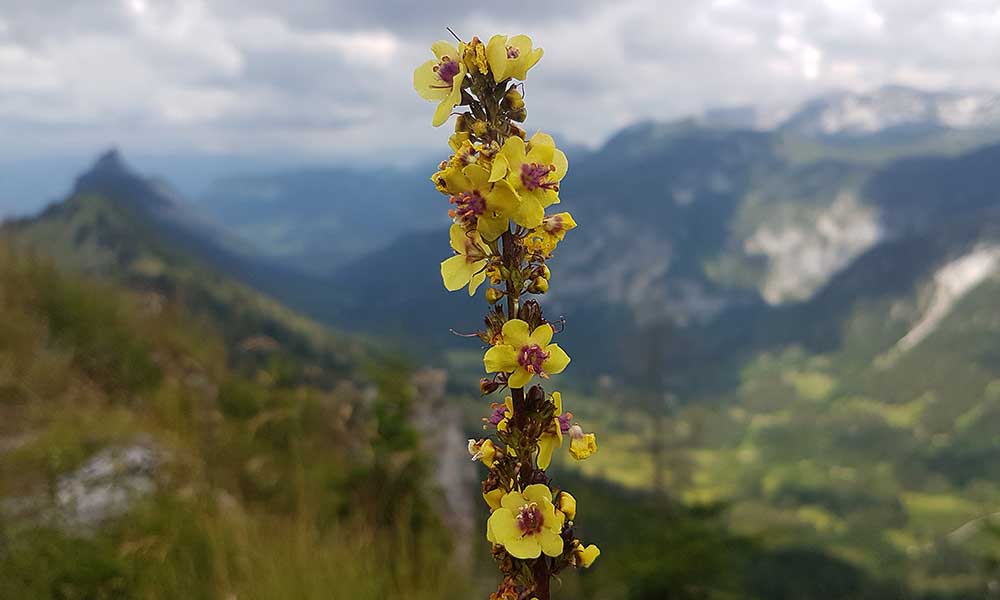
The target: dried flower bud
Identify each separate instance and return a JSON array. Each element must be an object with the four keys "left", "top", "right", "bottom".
[
  {"left": 518, "top": 299, "right": 545, "bottom": 329},
  {"left": 480, "top": 377, "right": 501, "bottom": 395},
  {"left": 485, "top": 287, "right": 504, "bottom": 304},
  {"left": 503, "top": 87, "right": 525, "bottom": 110},
  {"left": 526, "top": 384, "right": 546, "bottom": 405}
]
